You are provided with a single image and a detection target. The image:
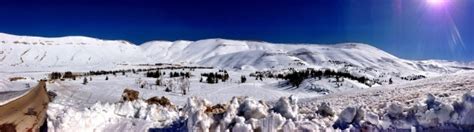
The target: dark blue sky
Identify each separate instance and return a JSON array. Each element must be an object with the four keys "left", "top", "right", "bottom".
[{"left": 0, "top": 0, "right": 473, "bottom": 61}]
